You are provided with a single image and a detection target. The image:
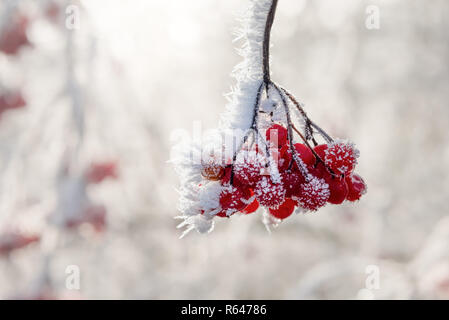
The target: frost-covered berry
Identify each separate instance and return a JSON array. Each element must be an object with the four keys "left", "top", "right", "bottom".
[
  {"left": 221, "top": 166, "right": 244, "bottom": 187},
  {"left": 233, "top": 150, "right": 265, "bottom": 186},
  {"left": 201, "top": 162, "right": 225, "bottom": 181},
  {"left": 219, "top": 185, "right": 251, "bottom": 217},
  {"left": 324, "top": 140, "right": 359, "bottom": 175},
  {"left": 324, "top": 176, "right": 348, "bottom": 205},
  {"left": 297, "top": 176, "right": 330, "bottom": 211},
  {"left": 277, "top": 145, "right": 291, "bottom": 171},
  {"left": 241, "top": 197, "right": 259, "bottom": 214},
  {"left": 266, "top": 124, "right": 288, "bottom": 148},
  {"left": 281, "top": 171, "right": 304, "bottom": 198},
  {"left": 269, "top": 198, "right": 296, "bottom": 220},
  {"left": 294, "top": 143, "right": 315, "bottom": 166},
  {"left": 254, "top": 176, "right": 286, "bottom": 209},
  {"left": 345, "top": 173, "right": 367, "bottom": 202},
  {"left": 307, "top": 162, "right": 329, "bottom": 180},
  {"left": 281, "top": 144, "right": 315, "bottom": 172}
]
